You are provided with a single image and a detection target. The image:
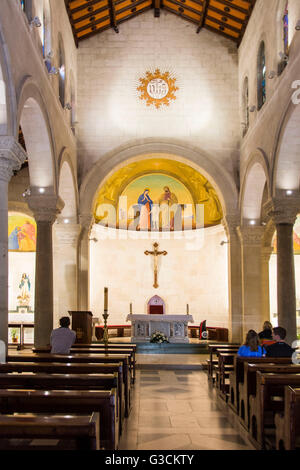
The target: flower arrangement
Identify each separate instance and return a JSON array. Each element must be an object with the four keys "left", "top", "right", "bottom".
[{"left": 150, "top": 331, "right": 169, "bottom": 344}]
